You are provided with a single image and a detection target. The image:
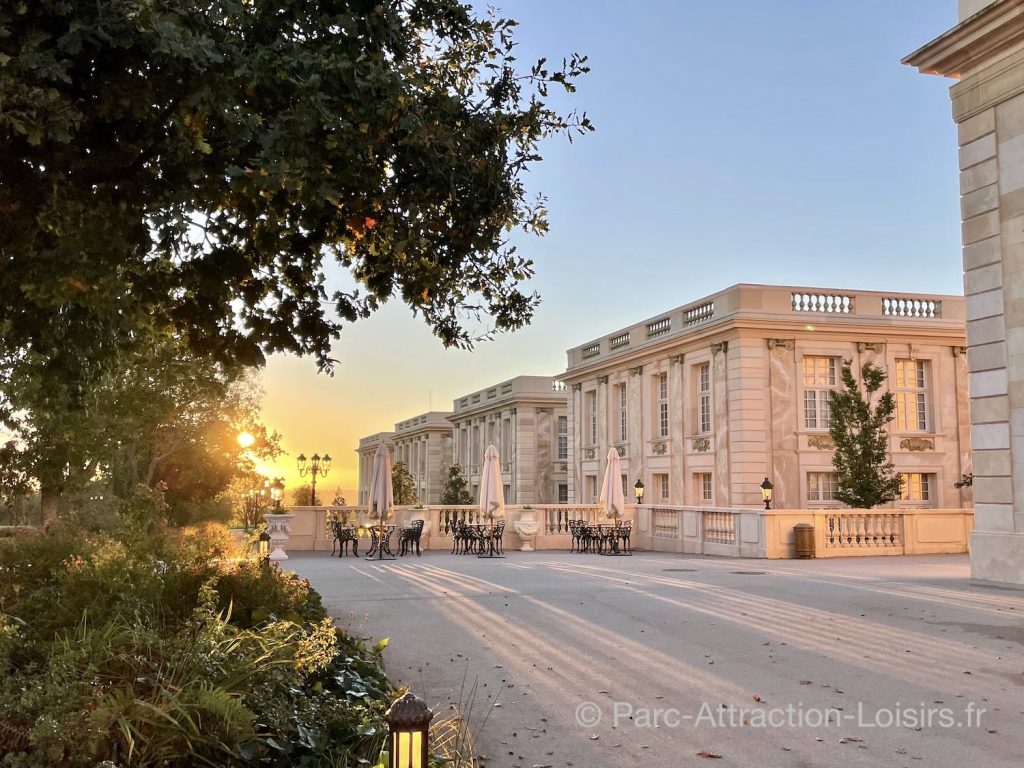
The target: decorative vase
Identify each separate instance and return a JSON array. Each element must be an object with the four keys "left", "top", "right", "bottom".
[
  {"left": 263, "top": 513, "right": 295, "bottom": 561},
  {"left": 513, "top": 512, "right": 539, "bottom": 552}
]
